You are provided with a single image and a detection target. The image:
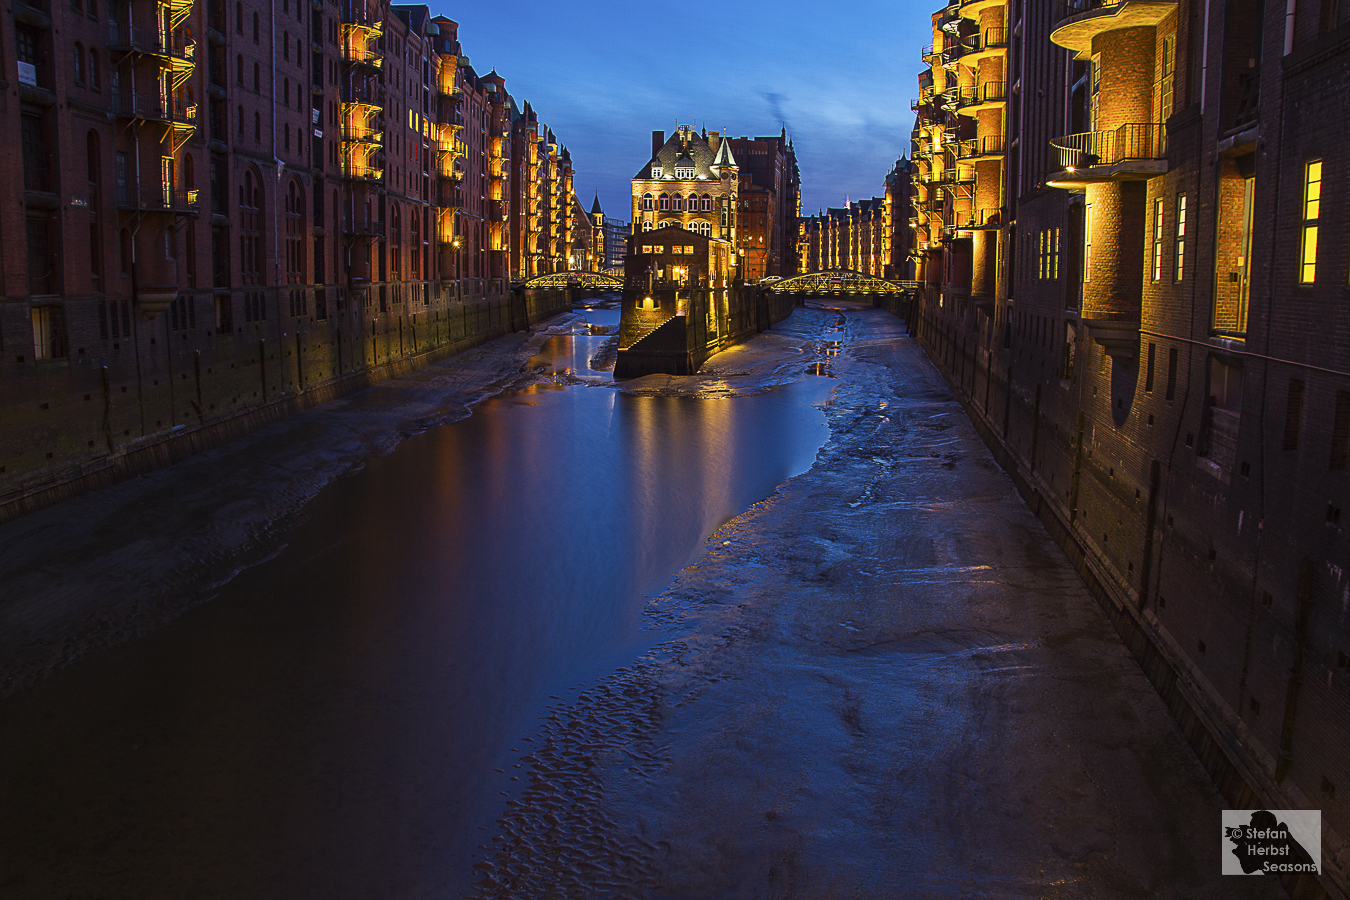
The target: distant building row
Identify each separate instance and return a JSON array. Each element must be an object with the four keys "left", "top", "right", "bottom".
[{"left": 796, "top": 156, "right": 915, "bottom": 280}]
